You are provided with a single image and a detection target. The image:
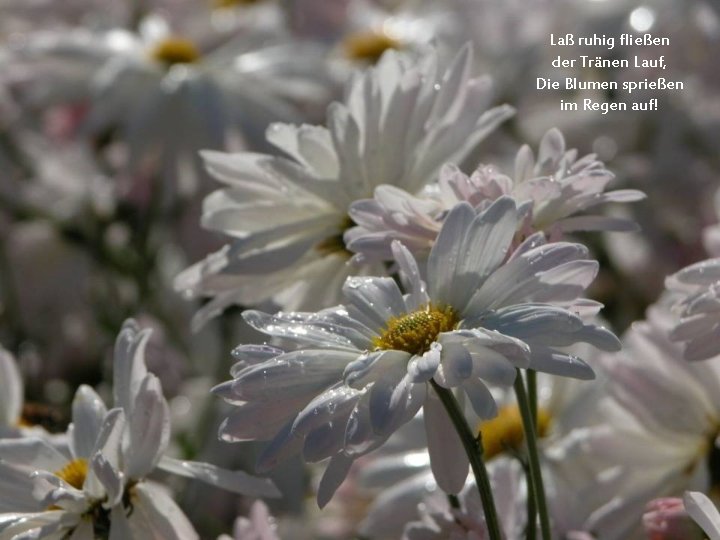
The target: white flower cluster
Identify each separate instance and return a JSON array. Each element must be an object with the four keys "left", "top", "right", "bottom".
[{"left": 3, "top": 1, "right": 720, "bottom": 539}]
